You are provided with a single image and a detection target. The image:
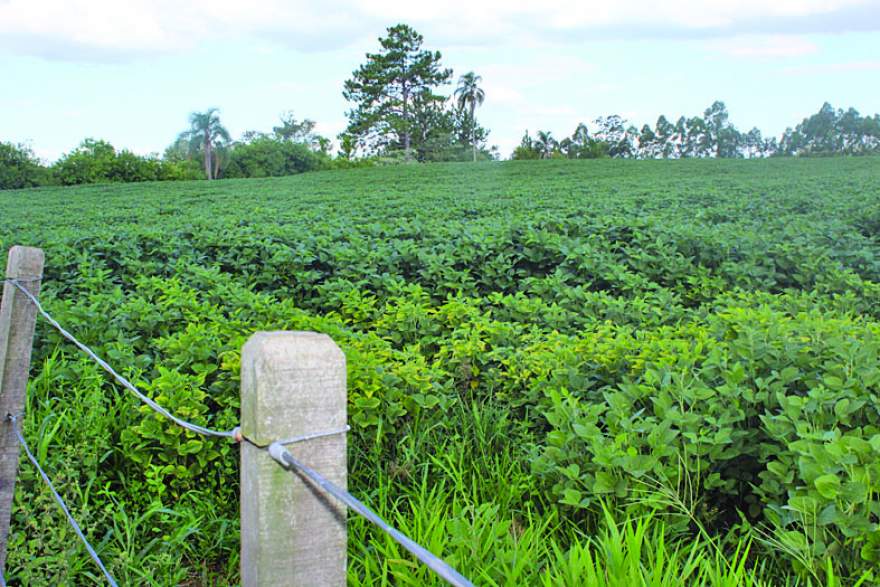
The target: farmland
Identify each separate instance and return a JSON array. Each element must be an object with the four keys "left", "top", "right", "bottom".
[{"left": 2, "top": 157, "right": 880, "bottom": 585}]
